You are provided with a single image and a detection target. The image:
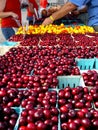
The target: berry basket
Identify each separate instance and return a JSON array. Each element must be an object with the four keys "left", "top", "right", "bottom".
[
  {"left": 0, "top": 41, "right": 18, "bottom": 46},
  {"left": 14, "top": 107, "right": 23, "bottom": 130},
  {"left": 20, "top": 88, "right": 58, "bottom": 109},
  {"left": 17, "top": 105, "right": 59, "bottom": 130},
  {"left": 57, "top": 75, "right": 85, "bottom": 89},
  {"left": 30, "top": 69, "right": 34, "bottom": 75},
  {"left": 80, "top": 69, "right": 98, "bottom": 90},
  {"left": 75, "top": 58, "right": 95, "bottom": 70},
  {"left": 94, "top": 58, "right": 98, "bottom": 69},
  {"left": 0, "top": 106, "right": 21, "bottom": 130}
]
